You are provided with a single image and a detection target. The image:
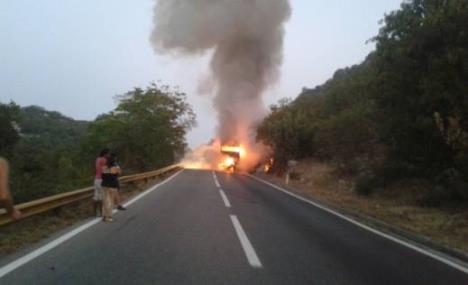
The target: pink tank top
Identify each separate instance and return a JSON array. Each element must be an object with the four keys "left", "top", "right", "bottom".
[{"left": 95, "top": 157, "right": 106, "bottom": 179}]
